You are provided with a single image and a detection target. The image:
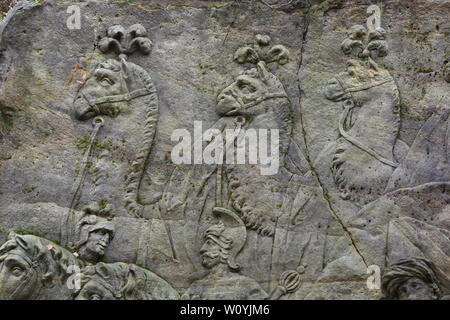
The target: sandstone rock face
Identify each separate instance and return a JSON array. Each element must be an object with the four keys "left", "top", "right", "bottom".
[{"left": 0, "top": 0, "right": 448, "bottom": 300}]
